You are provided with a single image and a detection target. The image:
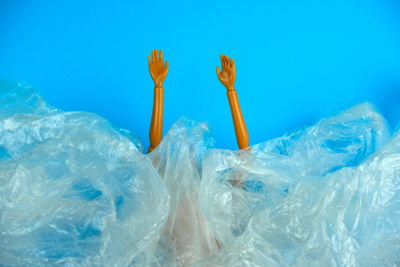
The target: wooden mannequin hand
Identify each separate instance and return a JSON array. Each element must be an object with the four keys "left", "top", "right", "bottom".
[
  {"left": 148, "top": 49, "right": 169, "bottom": 87},
  {"left": 216, "top": 54, "right": 236, "bottom": 91}
]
